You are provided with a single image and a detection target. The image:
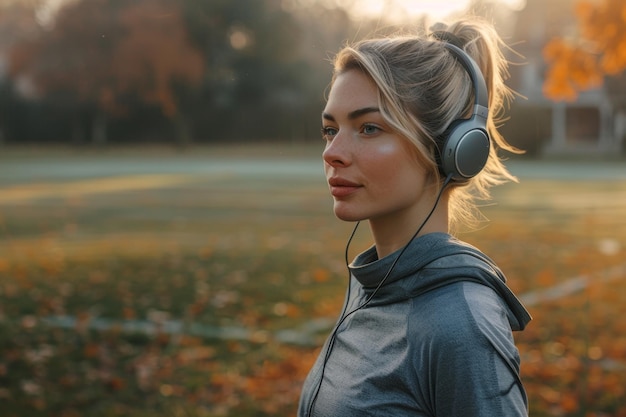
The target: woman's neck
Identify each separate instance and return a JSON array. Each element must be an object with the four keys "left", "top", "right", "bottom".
[{"left": 369, "top": 196, "right": 449, "bottom": 259}]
